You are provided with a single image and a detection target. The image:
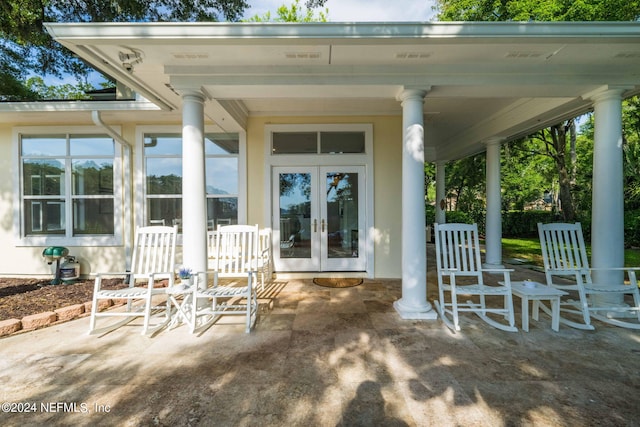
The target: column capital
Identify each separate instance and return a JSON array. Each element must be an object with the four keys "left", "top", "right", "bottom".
[
  {"left": 482, "top": 137, "right": 505, "bottom": 147},
  {"left": 396, "top": 86, "right": 431, "bottom": 103},
  {"left": 180, "top": 89, "right": 207, "bottom": 104},
  {"left": 582, "top": 85, "right": 631, "bottom": 103}
]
